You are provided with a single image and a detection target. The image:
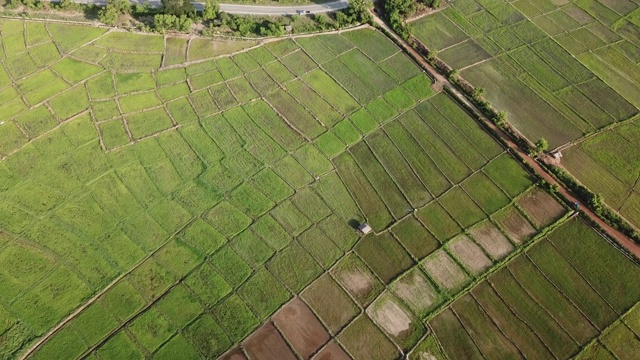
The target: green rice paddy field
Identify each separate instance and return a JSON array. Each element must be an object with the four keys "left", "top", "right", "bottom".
[
  {"left": 0, "top": 18, "right": 638, "bottom": 360},
  {"left": 413, "top": 0, "right": 640, "bottom": 148},
  {"left": 412, "top": 0, "right": 640, "bottom": 232}
]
